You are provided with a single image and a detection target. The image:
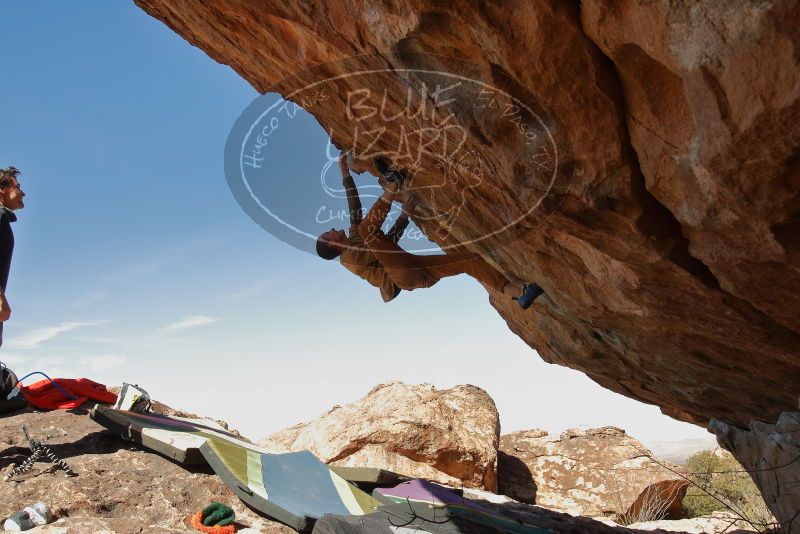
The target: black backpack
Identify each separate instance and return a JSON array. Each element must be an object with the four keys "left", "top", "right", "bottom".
[
  {"left": 0, "top": 364, "right": 18, "bottom": 399},
  {"left": 0, "top": 364, "right": 25, "bottom": 414}
]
